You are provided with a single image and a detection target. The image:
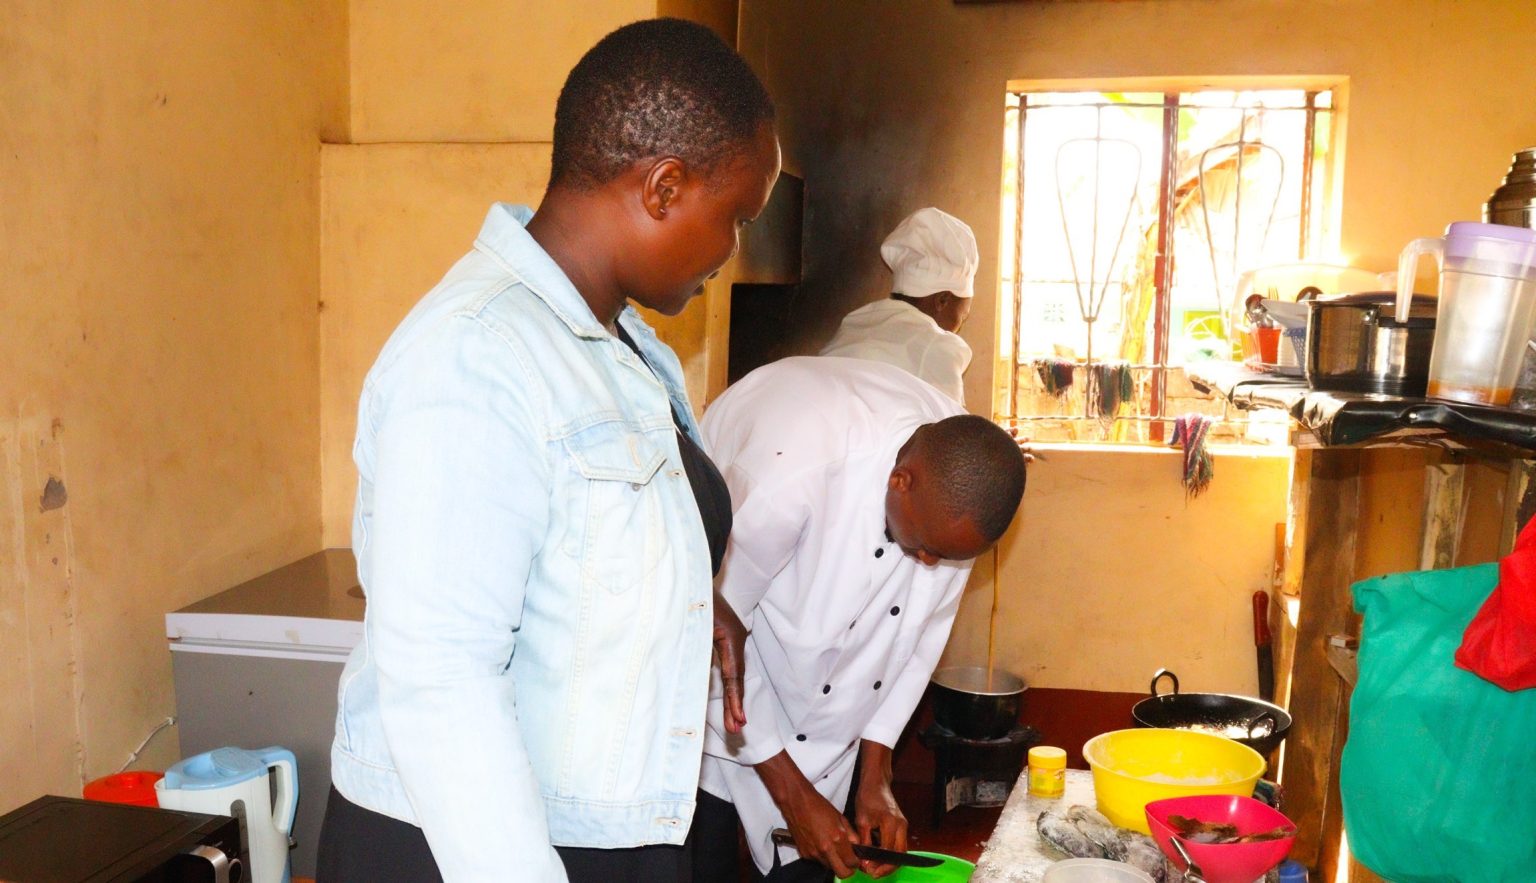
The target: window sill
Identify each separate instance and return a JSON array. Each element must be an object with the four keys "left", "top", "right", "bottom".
[{"left": 1019, "top": 440, "right": 1294, "bottom": 459}]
